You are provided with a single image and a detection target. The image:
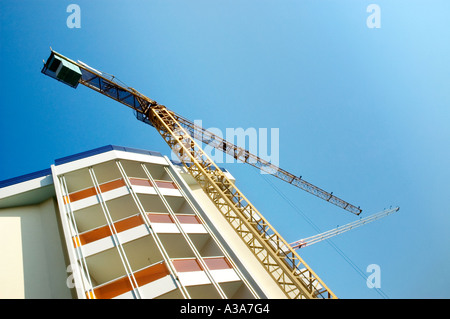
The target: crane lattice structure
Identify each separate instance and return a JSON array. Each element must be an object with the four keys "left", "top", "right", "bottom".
[
  {"left": 41, "top": 50, "right": 364, "bottom": 299},
  {"left": 290, "top": 207, "right": 399, "bottom": 250}
]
